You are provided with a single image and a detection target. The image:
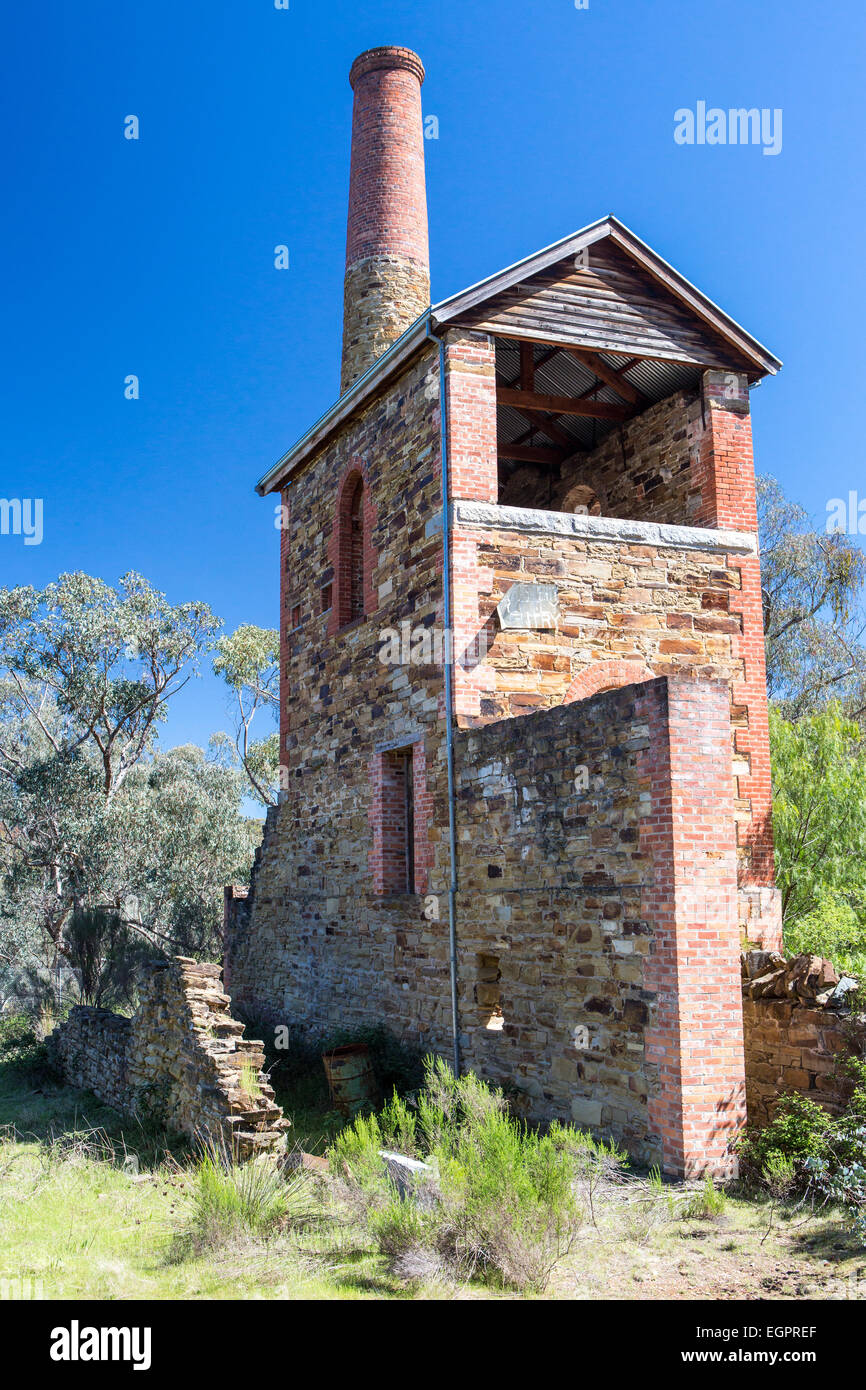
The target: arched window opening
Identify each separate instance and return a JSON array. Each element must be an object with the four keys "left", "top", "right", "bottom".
[
  {"left": 349, "top": 477, "right": 365, "bottom": 623},
  {"left": 328, "top": 464, "right": 377, "bottom": 636}
]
